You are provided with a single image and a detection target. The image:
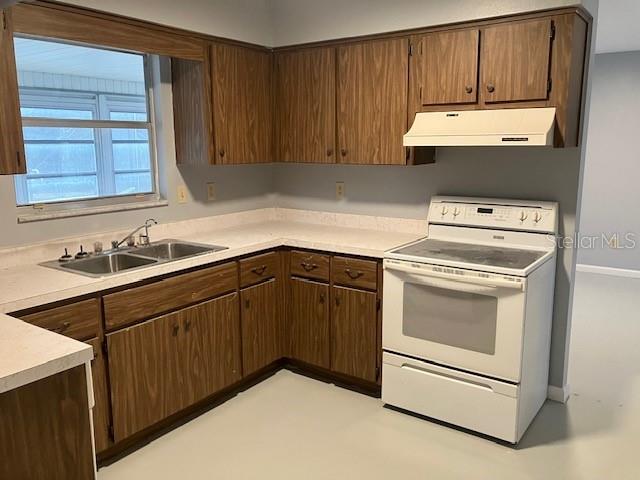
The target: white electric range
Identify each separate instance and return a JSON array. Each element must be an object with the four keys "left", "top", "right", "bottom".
[{"left": 381, "top": 196, "right": 558, "bottom": 443}]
